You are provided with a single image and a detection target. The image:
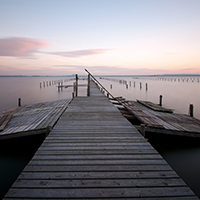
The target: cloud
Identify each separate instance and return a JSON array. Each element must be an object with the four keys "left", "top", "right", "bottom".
[
  {"left": 49, "top": 49, "right": 112, "bottom": 57},
  {"left": 165, "top": 53, "right": 178, "bottom": 55},
  {"left": 0, "top": 37, "right": 49, "bottom": 58}
]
